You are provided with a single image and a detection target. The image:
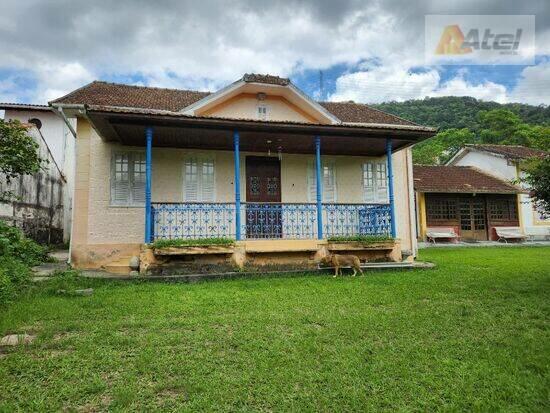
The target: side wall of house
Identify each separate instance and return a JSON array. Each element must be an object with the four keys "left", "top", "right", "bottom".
[
  {"left": 455, "top": 151, "right": 550, "bottom": 236},
  {"left": 4, "top": 109, "right": 76, "bottom": 242},
  {"left": 0, "top": 126, "right": 65, "bottom": 244},
  {"left": 71, "top": 119, "right": 415, "bottom": 268}
]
